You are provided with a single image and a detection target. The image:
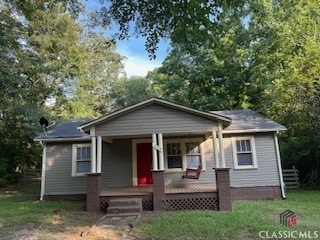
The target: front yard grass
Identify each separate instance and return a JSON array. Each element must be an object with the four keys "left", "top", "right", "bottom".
[
  {"left": 0, "top": 182, "right": 120, "bottom": 240},
  {"left": 132, "top": 190, "right": 320, "bottom": 240},
  {"left": 0, "top": 182, "right": 319, "bottom": 240}
]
